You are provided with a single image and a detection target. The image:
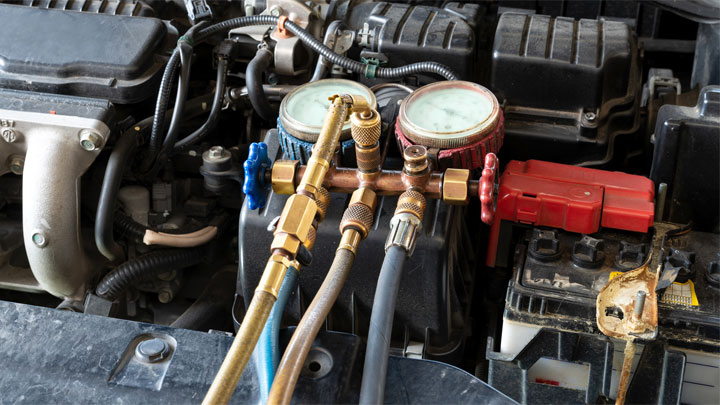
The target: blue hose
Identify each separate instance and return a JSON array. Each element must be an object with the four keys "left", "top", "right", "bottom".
[{"left": 252, "top": 265, "right": 299, "bottom": 403}]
